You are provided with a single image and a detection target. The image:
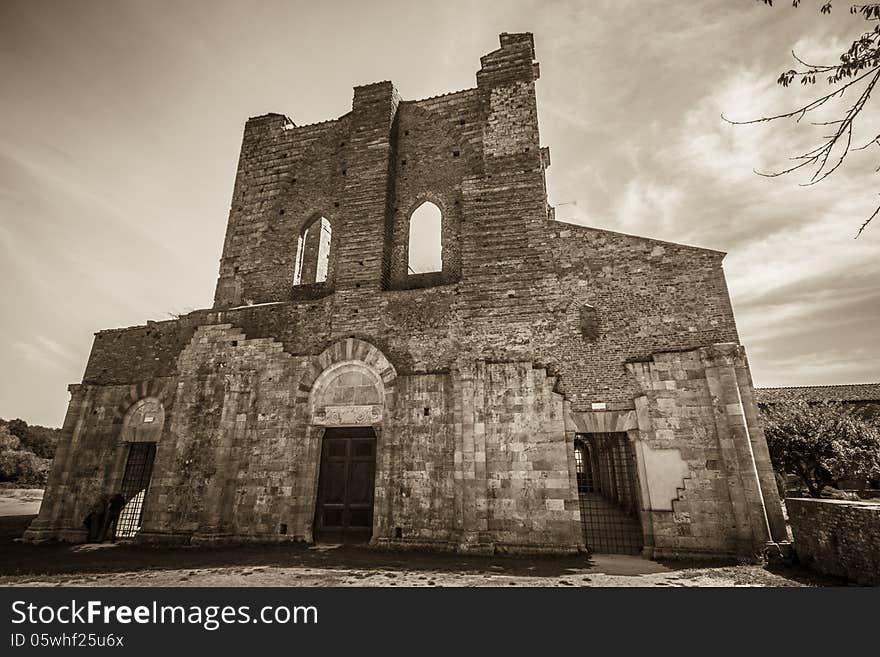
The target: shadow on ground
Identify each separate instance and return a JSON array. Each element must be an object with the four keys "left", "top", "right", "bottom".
[
  {"left": 0, "top": 515, "right": 608, "bottom": 579},
  {"left": 0, "top": 515, "right": 841, "bottom": 587}
]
